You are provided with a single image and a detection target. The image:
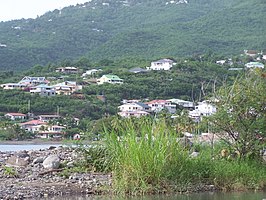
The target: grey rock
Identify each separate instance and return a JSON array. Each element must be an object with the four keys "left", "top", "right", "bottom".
[
  {"left": 32, "top": 157, "right": 44, "bottom": 164},
  {"left": 6, "top": 155, "right": 29, "bottom": 167},
  {"left": 42, "top": 155, "right": 60, "bottom": 169}
]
